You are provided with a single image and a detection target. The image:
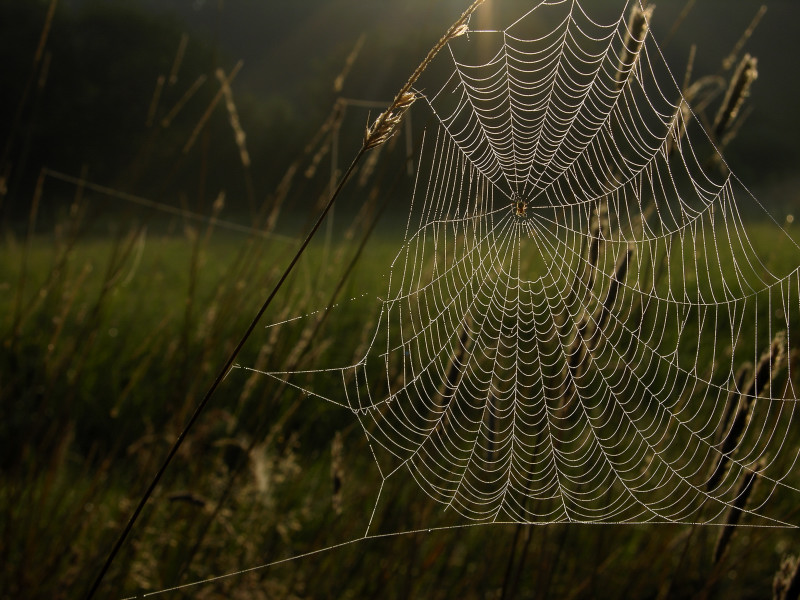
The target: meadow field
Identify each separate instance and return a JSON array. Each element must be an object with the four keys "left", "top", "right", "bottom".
[
  {"left": 2, "top": 204, "right": 799, "bottom": 599},
  {"left": 3, "top": 1, "right": 800, "bottom": 599}
]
